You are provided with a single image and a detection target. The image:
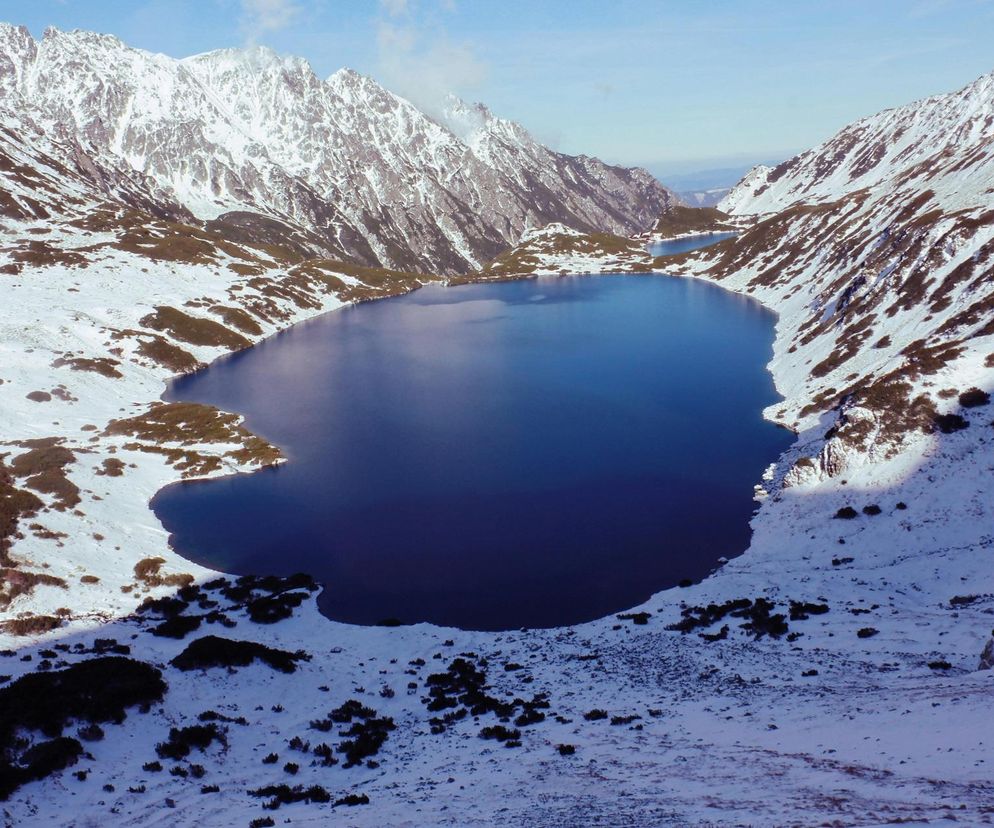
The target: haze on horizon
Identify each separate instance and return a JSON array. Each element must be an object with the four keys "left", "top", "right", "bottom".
[{"left": 6, "top": 0, "right": 994, "bottom": 178}]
